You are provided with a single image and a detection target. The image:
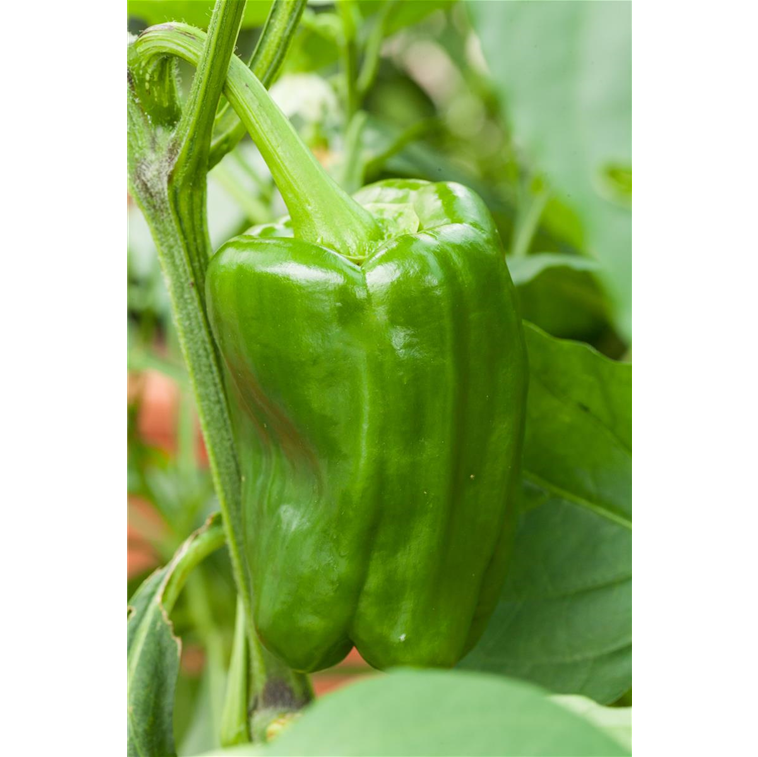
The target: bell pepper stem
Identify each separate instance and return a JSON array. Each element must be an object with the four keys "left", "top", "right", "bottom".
[
  {"left": 209, "top": 0, "right": 309, "bottom": 169},
  {"left": 135, "top": 22, "right": 382, "bottom": 258}
]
